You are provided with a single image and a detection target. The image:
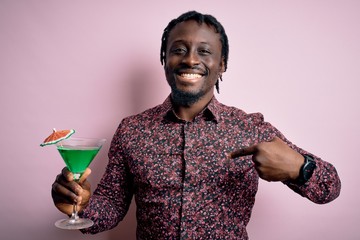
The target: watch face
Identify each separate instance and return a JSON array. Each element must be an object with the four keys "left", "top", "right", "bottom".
[
  {"left": 296, "top": 155, "right": 316, "bottom": 185},
  {"left": 303, "top": 158, "right": 316, "bottom": 181}
]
